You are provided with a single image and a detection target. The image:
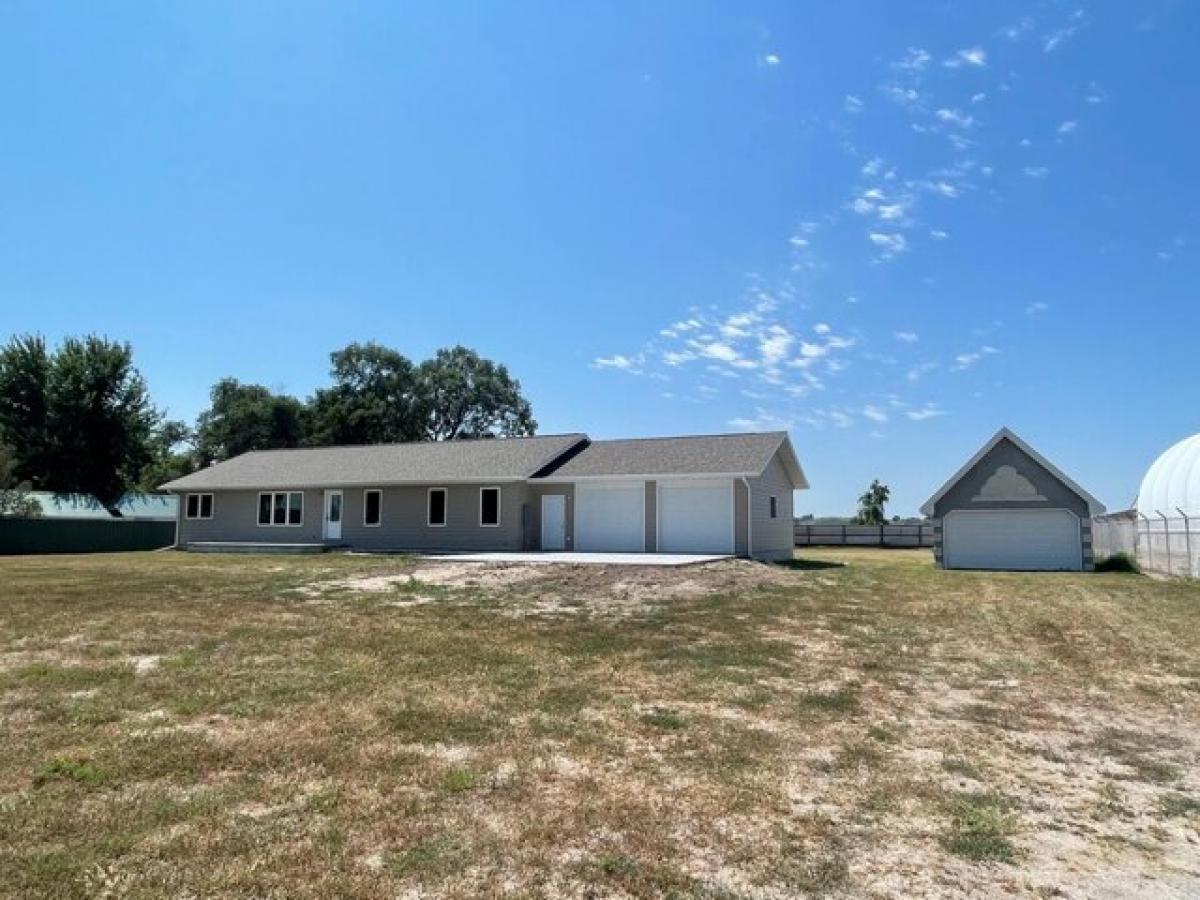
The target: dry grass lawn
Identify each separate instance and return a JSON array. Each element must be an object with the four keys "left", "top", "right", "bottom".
[{"left": 1, "top": 548, "right": 1198, "bottom": 898}]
